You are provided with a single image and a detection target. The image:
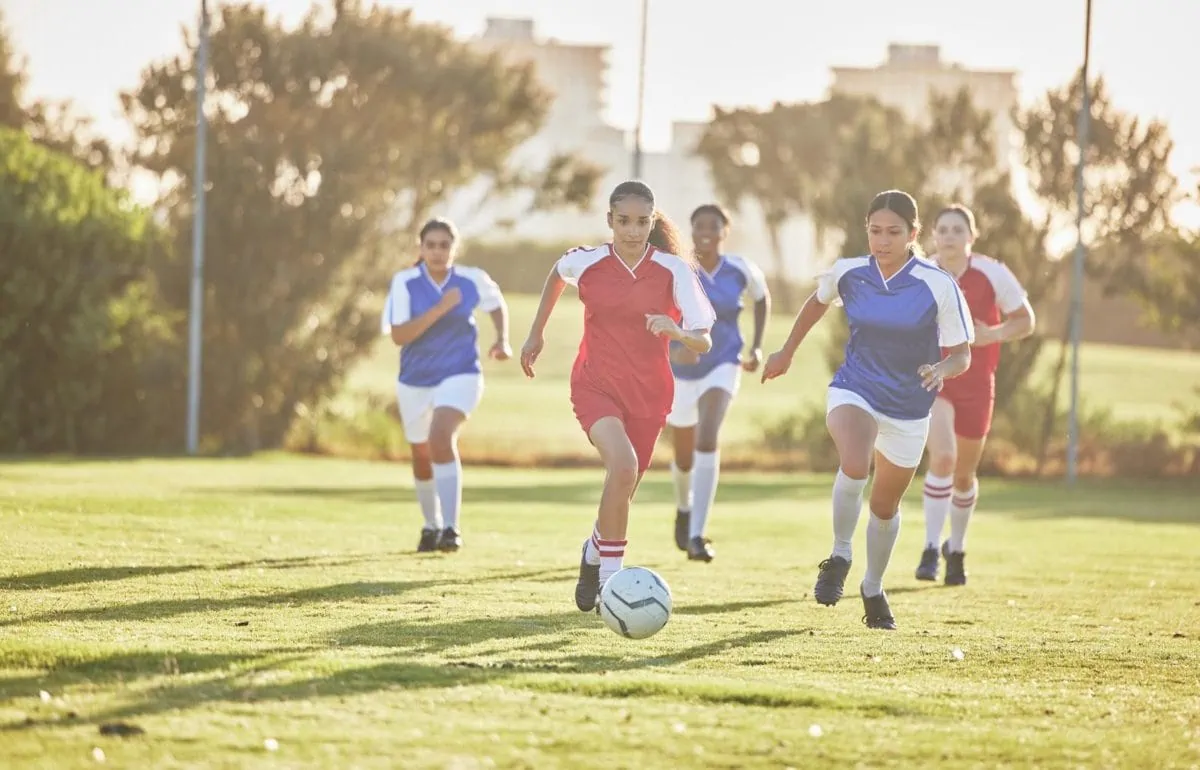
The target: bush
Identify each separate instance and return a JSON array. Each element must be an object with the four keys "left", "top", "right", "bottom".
[
  {"left": 458, "top": 238, "right": 597, "bottom": 295},
  {"left": 0, "top": 127, "right": 180, "bottom": 453}
]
